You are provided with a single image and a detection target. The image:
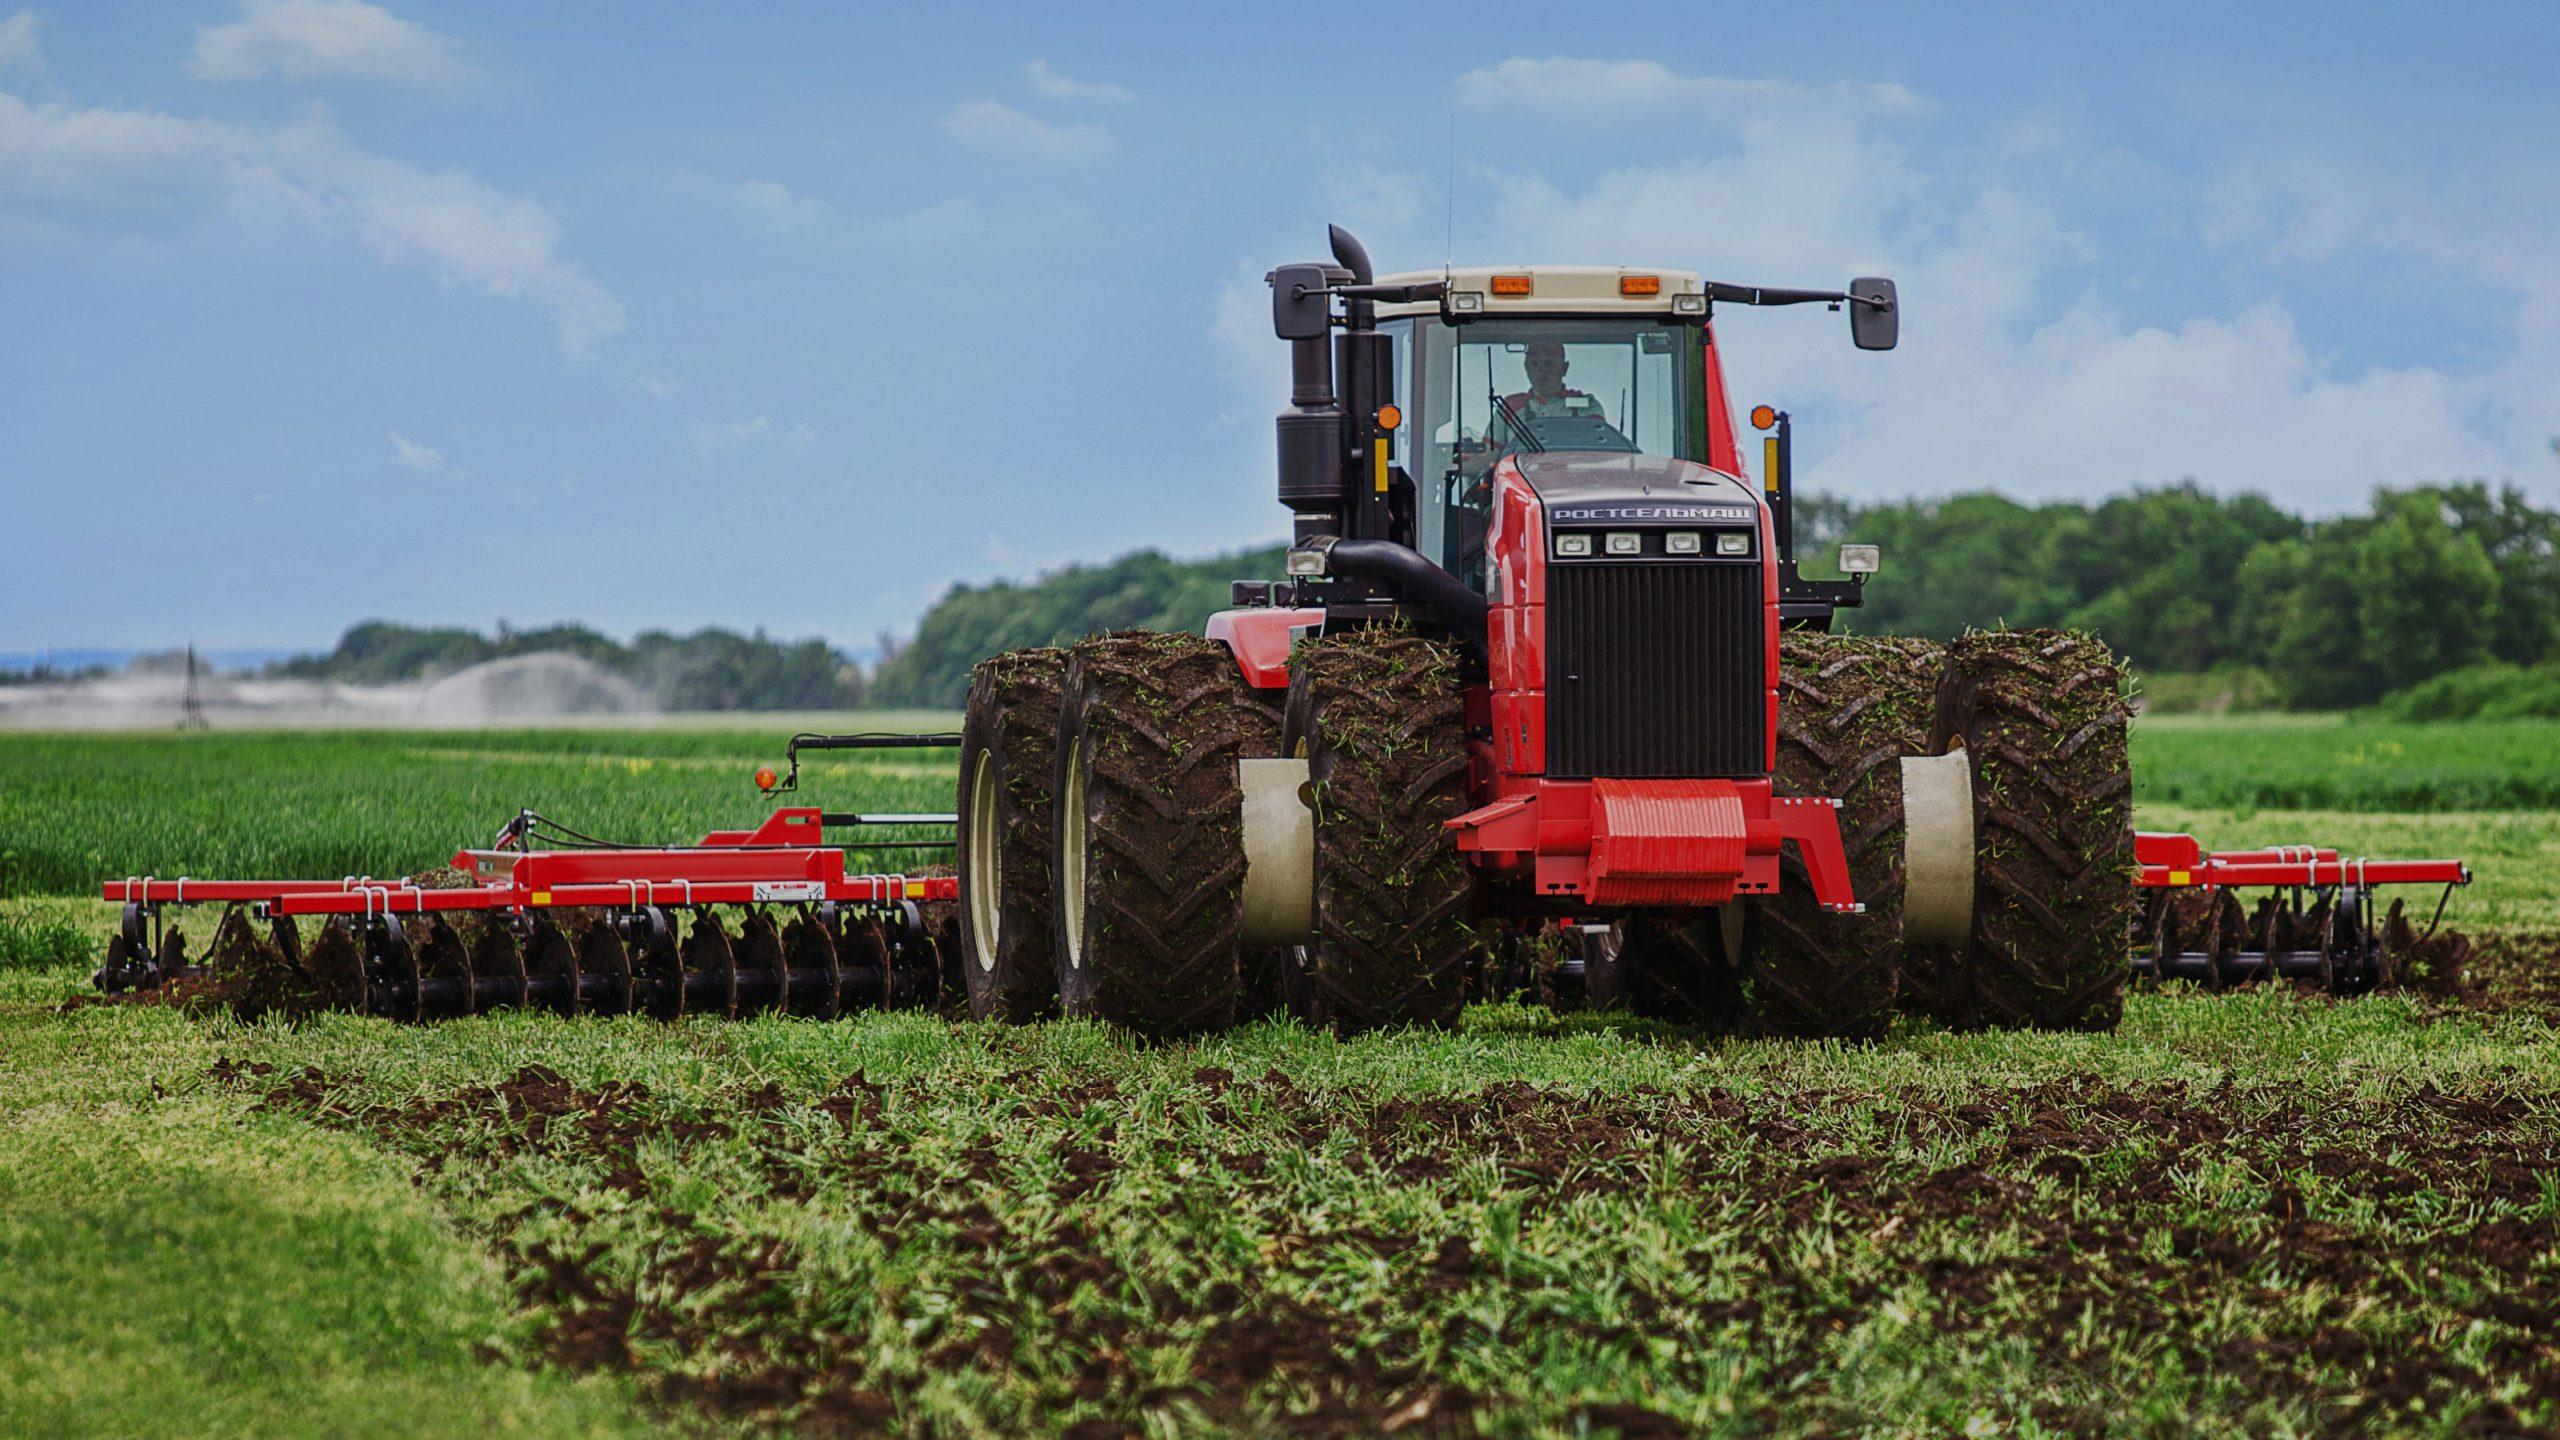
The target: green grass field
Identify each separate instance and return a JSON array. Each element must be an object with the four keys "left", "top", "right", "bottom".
[{"left": 3, "top": 714, "right": 2555, "bottom": 1437}]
